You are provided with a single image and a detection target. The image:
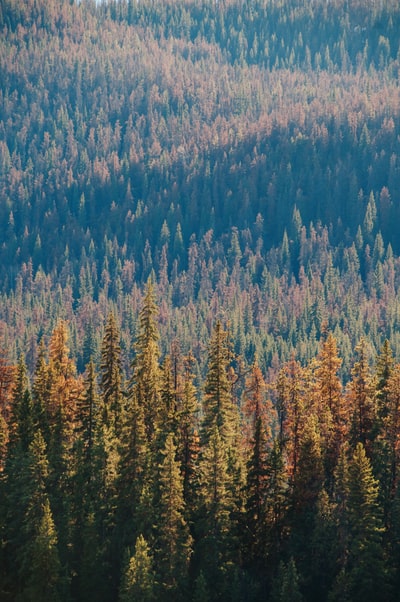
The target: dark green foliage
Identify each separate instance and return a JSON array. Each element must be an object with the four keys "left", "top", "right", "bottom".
[
  {"left": 153, "top": 432, "right": 192, "bottom": 599},
  {"left": 100, "top": 312, "right": 124, "bottom": 433},
  {"left": 271, "top": 558, "right": 303, "bottom": 602},
  {"left": 2, "top": 0, "right": 400, "bottom": 600}
]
